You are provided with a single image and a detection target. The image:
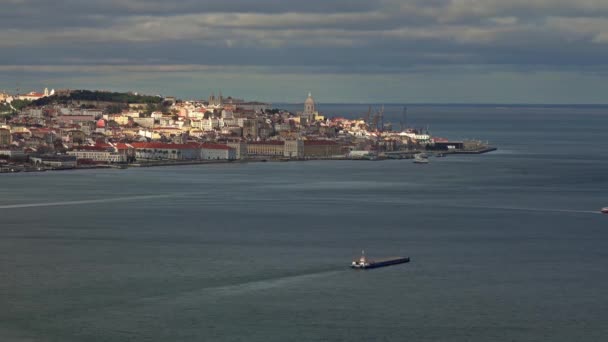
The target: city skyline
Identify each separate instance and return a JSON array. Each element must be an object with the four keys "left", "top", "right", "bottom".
[{"left": 3, "top": 1, "right": 608, "bottom": 103}]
